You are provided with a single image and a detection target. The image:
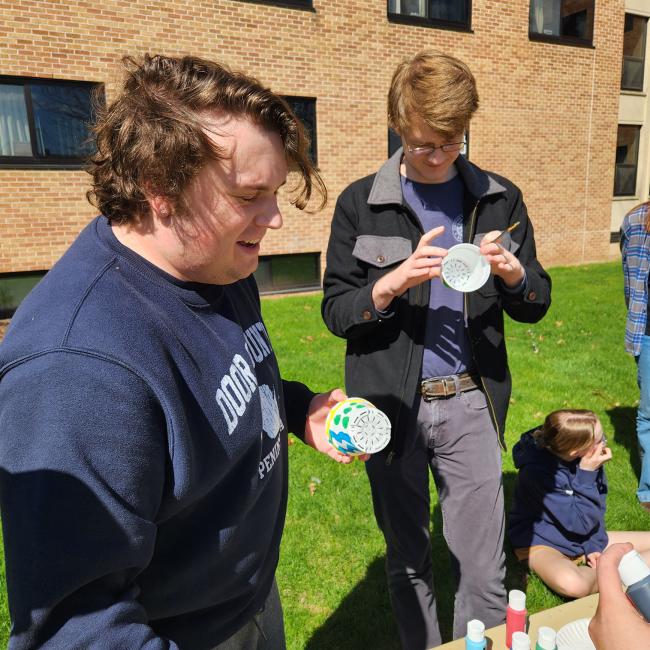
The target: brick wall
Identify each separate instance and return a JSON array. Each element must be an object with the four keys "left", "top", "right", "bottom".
[{"left": 0, "top": 0, "right": 625, "bottom": 273}]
